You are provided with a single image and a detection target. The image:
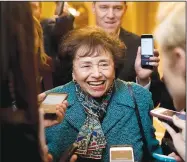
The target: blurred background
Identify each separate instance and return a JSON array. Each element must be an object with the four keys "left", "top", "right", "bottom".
[
  {"left": 41, "top": 2, "right": 159, "bottom": 34},
  {"left": 40, "top": 1, "right": 165, "bottom": 142}
]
